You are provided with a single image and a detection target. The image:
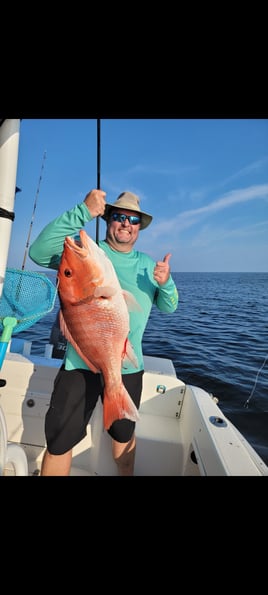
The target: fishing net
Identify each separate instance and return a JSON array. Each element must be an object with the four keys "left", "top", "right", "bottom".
[{"left": 0, "top": 268, "right": 57, "bottom": 334}]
